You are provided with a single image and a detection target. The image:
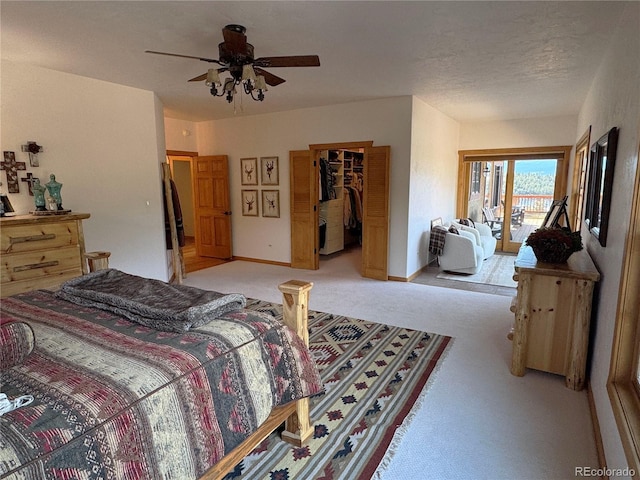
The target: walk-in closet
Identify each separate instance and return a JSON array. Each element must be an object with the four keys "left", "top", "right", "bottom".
[{"left": 318, "top": 149, "right": 364, "bottom": 258}]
